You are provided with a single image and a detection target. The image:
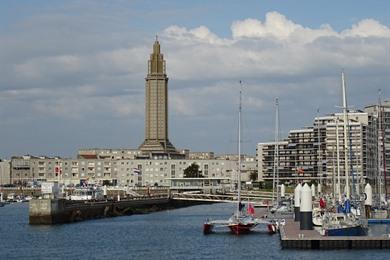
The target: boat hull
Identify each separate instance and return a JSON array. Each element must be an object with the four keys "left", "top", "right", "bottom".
[
  {"left": 267, "top": 223, "right": 277, "bottom": 234},
  {"left": 325, "top": 226, "right": 368, "bottom": 236},
  {"left": 228, "top": 223, "right": 255, "bottom": 235},
  {"left": 203, "top": 223, "right": 213, "bottom": 234}
]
